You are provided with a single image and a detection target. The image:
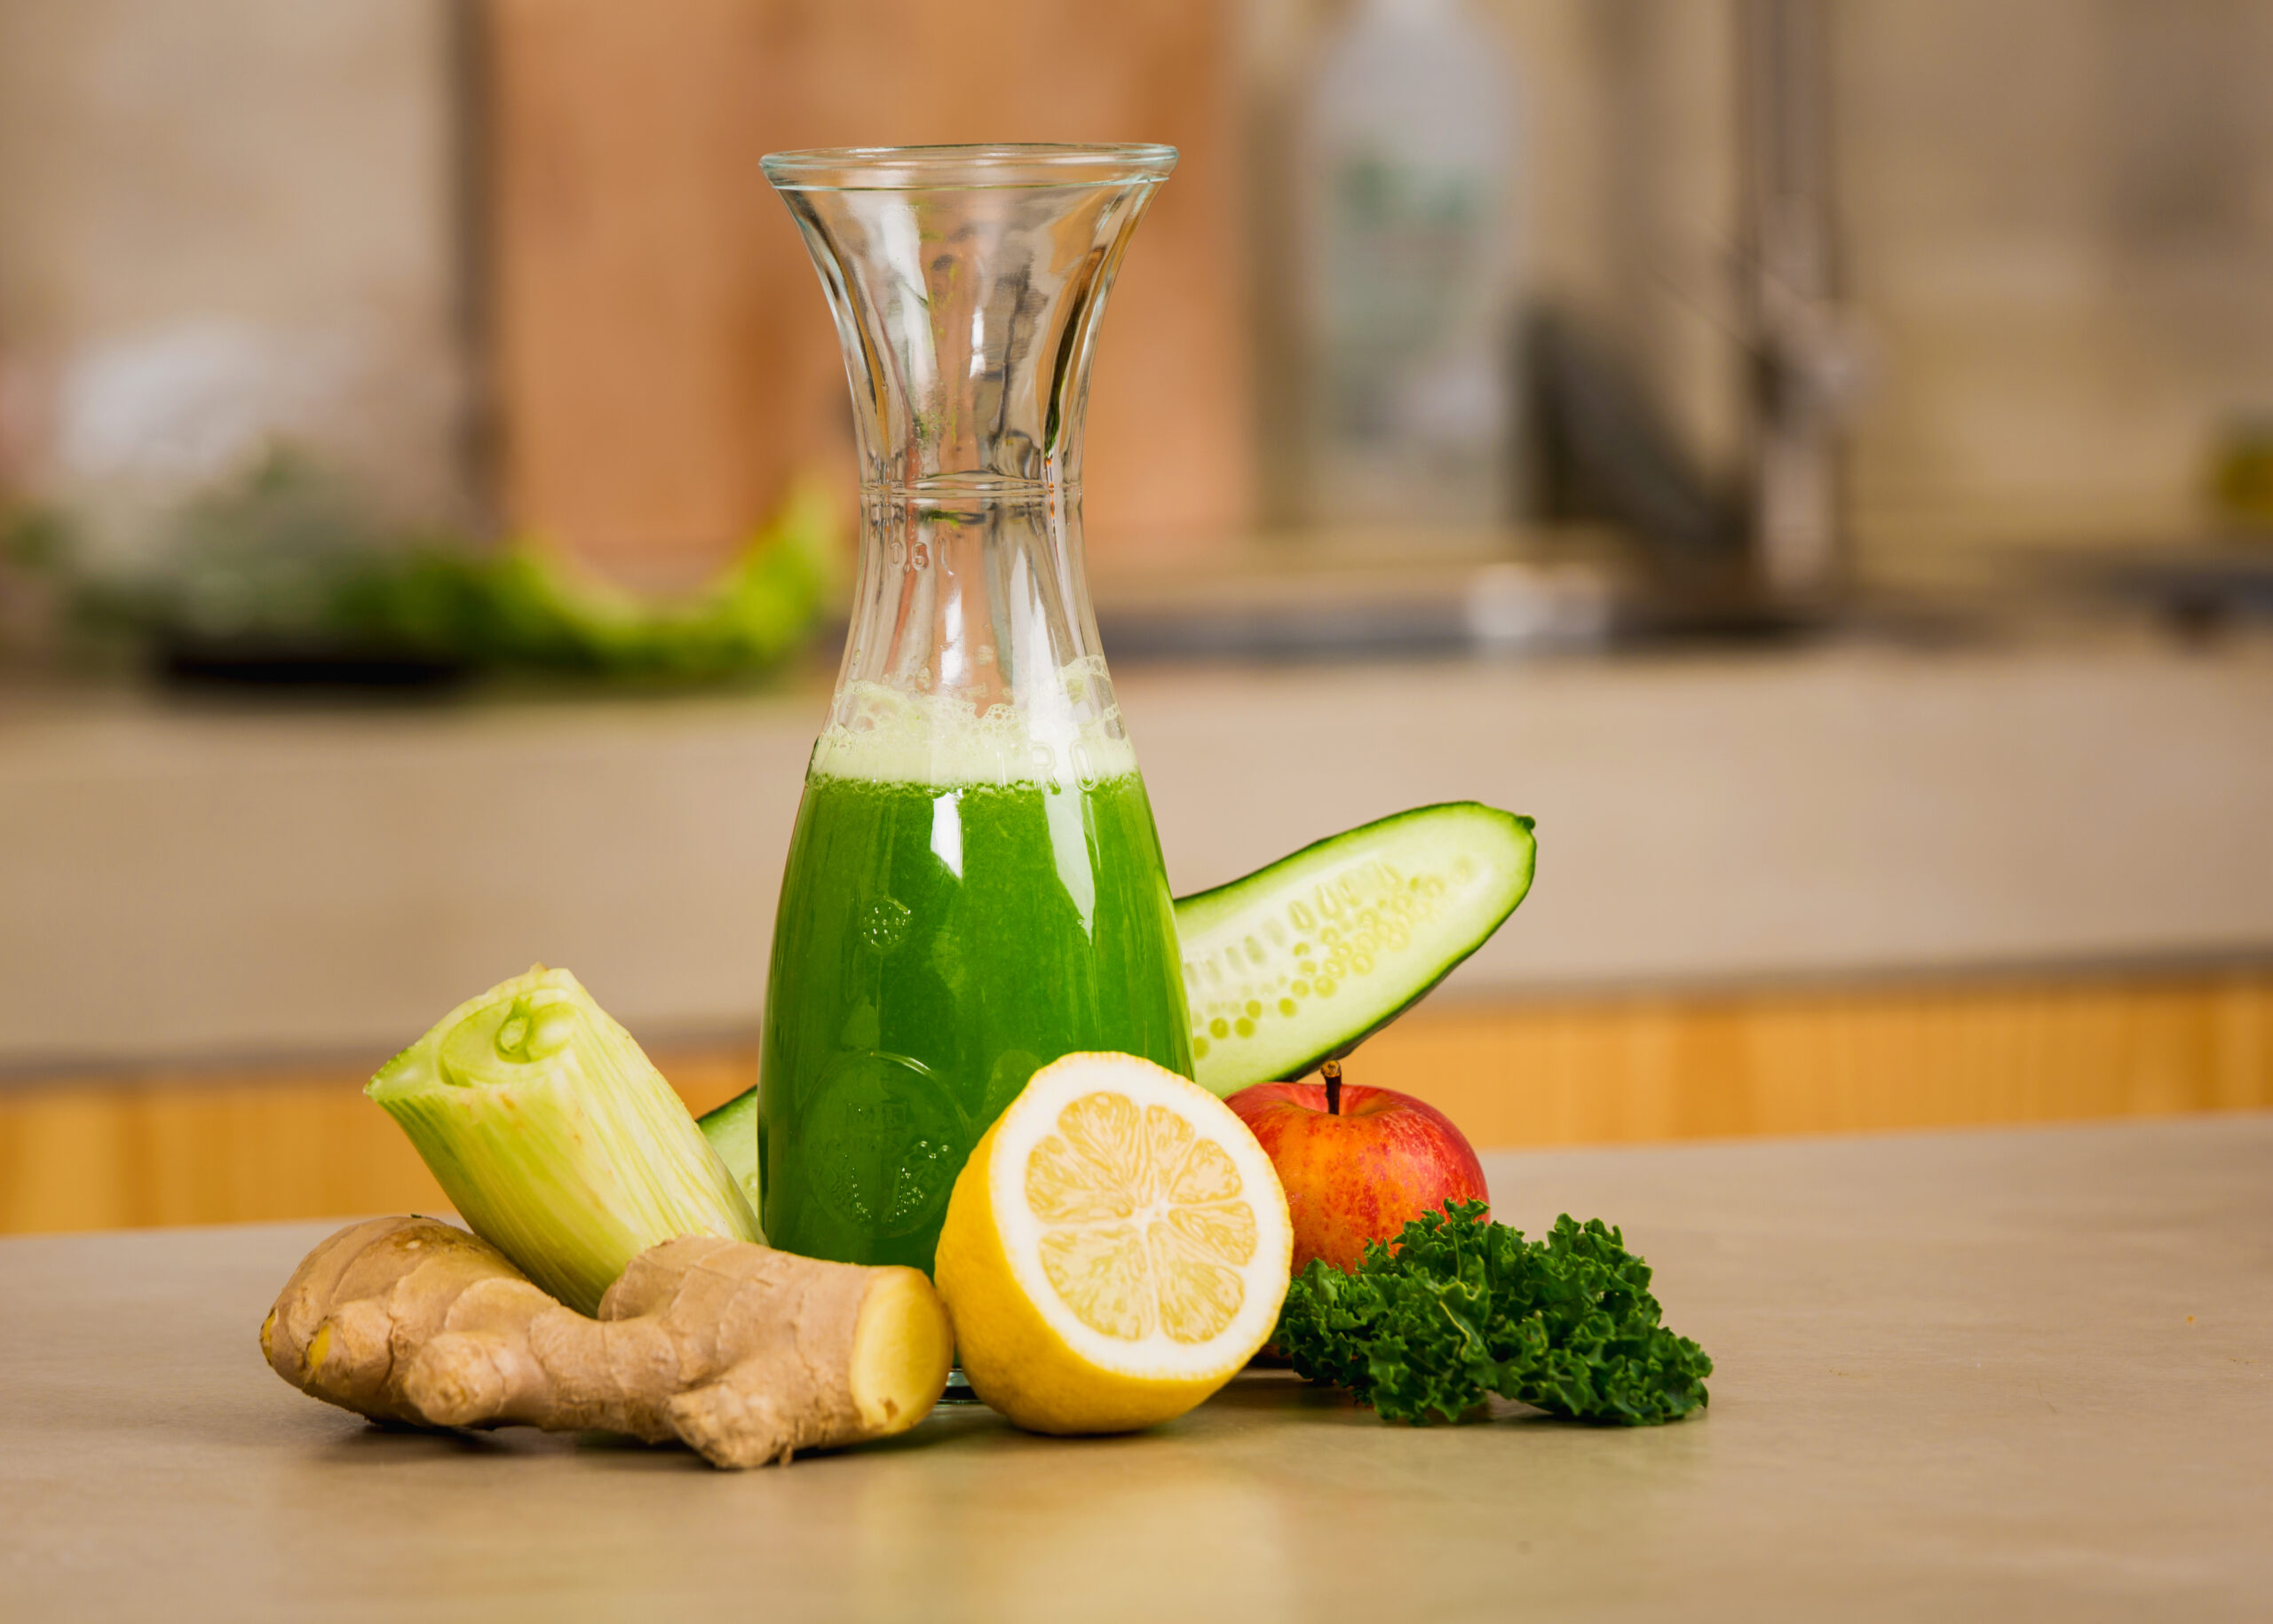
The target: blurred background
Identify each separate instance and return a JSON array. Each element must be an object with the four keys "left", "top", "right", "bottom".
[{"left": 1, "top": 0, "right": 2267, "bottom": 1232}]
